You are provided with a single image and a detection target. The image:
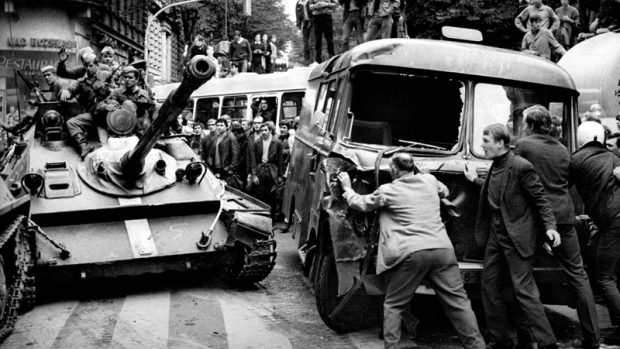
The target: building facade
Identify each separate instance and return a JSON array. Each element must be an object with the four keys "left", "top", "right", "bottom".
[{"left": 0, "top": 0, "right": 184, "bottom": 124}]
